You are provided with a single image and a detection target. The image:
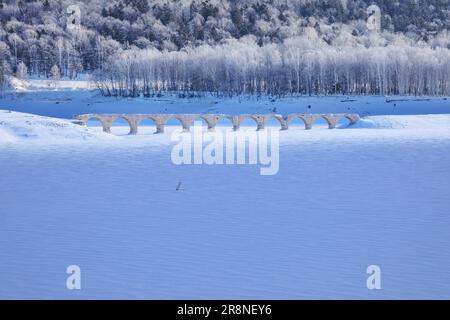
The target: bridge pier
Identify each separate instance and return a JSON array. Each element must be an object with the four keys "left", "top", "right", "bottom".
[
  {"left": 255, "top": 115, "right": 265, "bottom": 131},
  {"left": 200, "top": 115, "right": 223, "bottom": 132},
  {"left": 304, "top": 118, "right": 313, "bottom": 130},
  {"left": 175, "top": 115, "right": 194, "bottom": 132},
  {"left": 344, "top": 114, "right": 360, "bottom": 125},
  {"left": 230, "top": 116, "right": 240, "bottom": 131},
  {"left": 276, "top": 115, "right": 289, "bottom": 130},
  {"left": 322, "top": 115, "right": 337, "bottom": 129},
  {"left": 155, "top": 120, "right": 165, "bottom": 134},
  {"left": 297, "top": 115, "right": 314, "bottom": 130},
  {"left": 123, "top": 116, "right": 139, "bottom": 135},
  {"left": 100, "top": 117, "right": 114, "bottom": 133}
]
